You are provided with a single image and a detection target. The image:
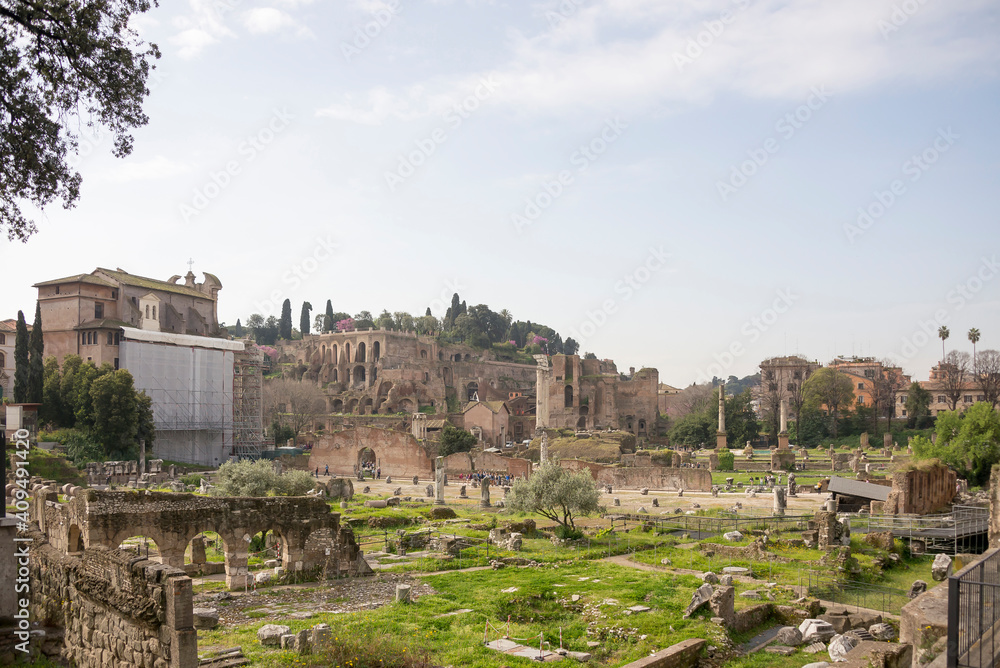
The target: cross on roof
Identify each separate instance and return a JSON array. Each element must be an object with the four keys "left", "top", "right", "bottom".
[{"left": 187, "top": 258, "right": 194, "bottom": 271}]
